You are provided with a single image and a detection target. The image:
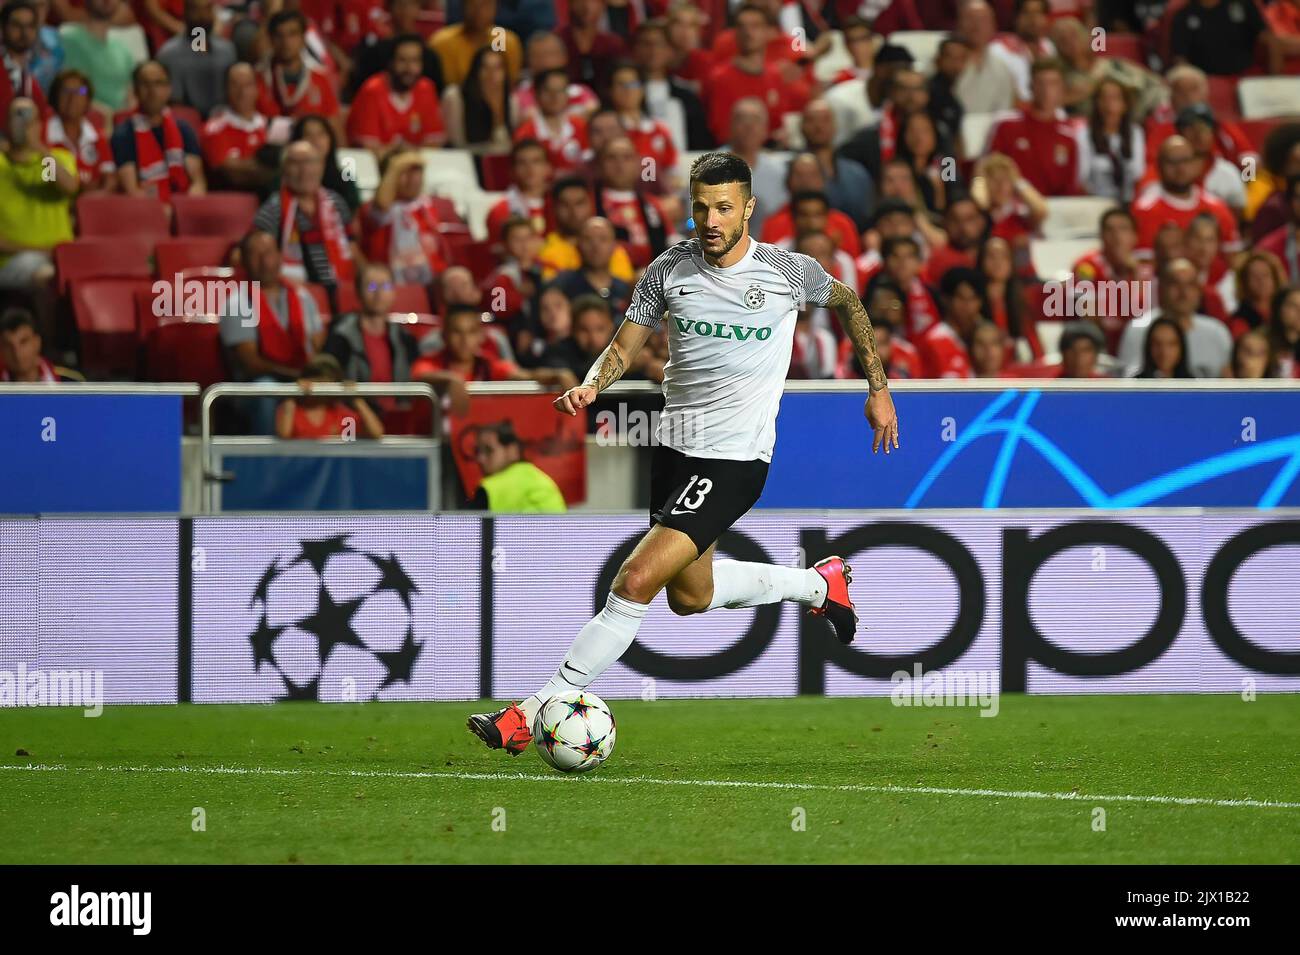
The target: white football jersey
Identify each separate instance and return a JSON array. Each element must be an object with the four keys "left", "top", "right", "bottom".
[{"left": 625, "top": 236, "right": 835, "bottom": 462}]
